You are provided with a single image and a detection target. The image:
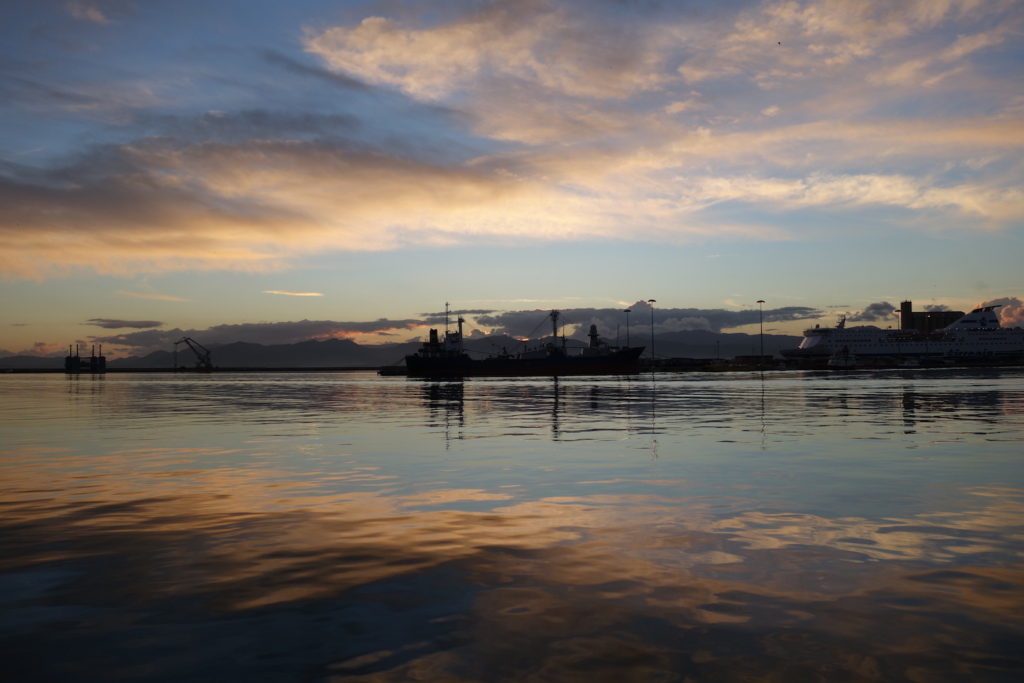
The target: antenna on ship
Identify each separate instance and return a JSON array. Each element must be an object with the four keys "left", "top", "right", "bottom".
[{"left": 445, "top": 302, "right": 450, "bottom": 334}]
